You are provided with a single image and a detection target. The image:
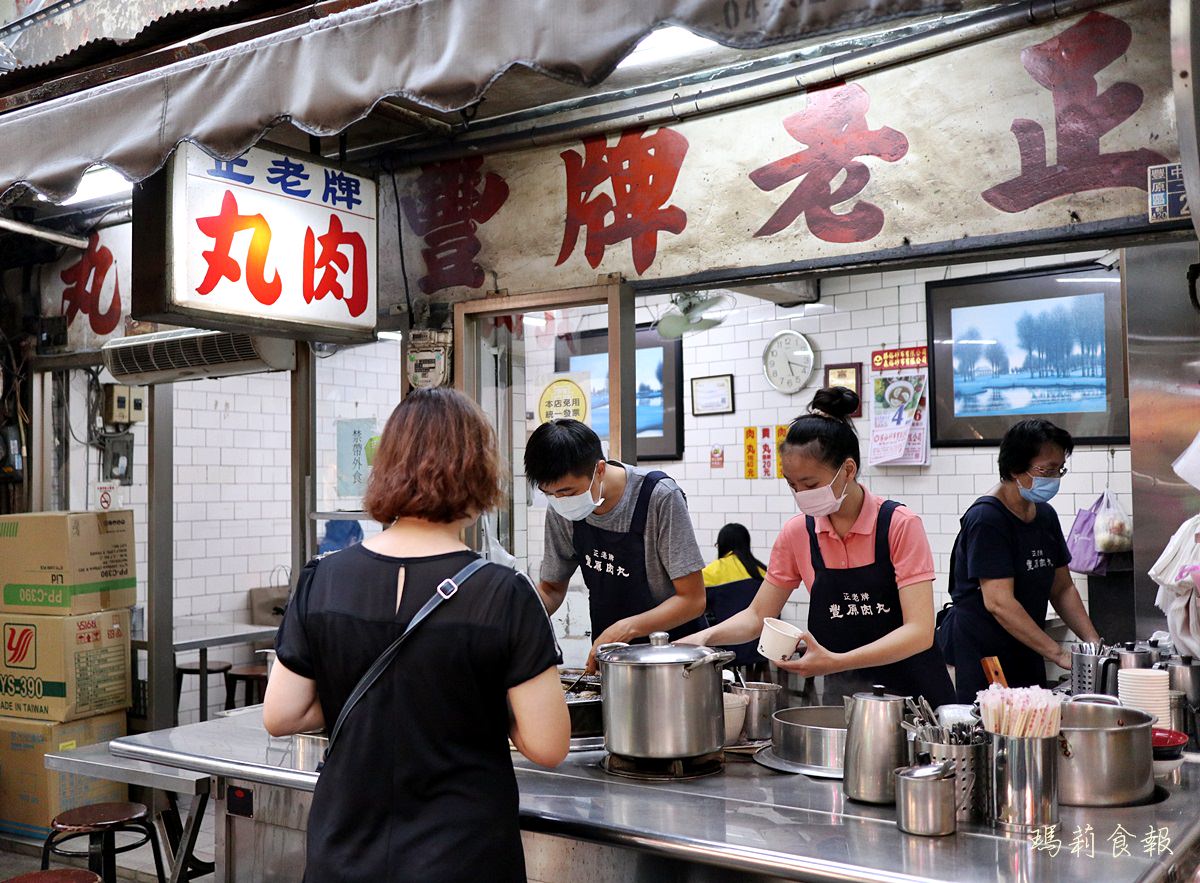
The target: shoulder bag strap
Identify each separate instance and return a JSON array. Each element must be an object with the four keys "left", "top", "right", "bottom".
[{"left": 318, "top": 557, "right": 489, "bottom": 771}]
